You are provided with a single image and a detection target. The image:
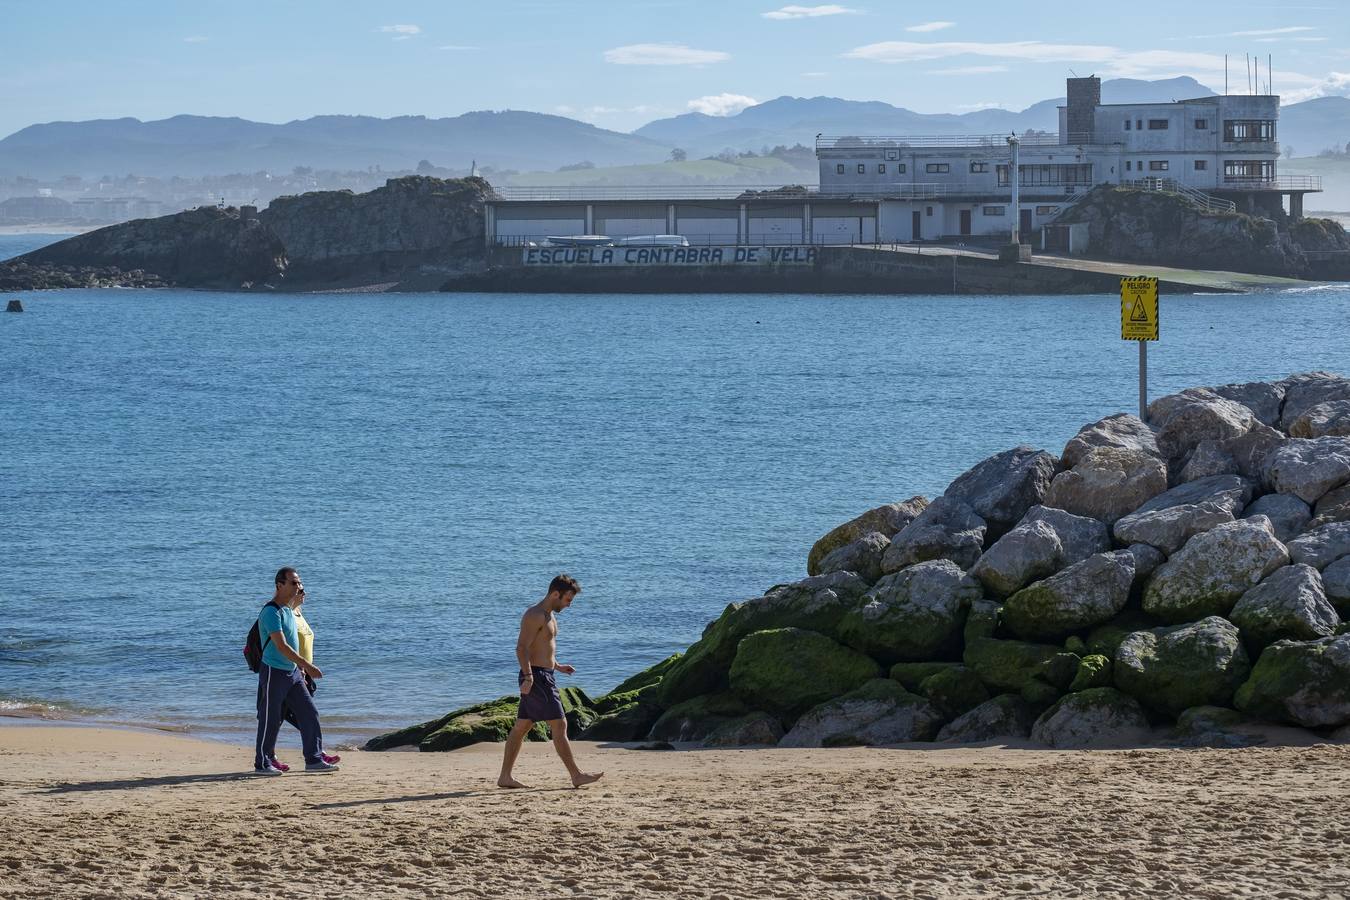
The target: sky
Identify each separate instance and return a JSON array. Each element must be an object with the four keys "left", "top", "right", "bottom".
[{"left": 1, "top": 0, "right": 1348, "bottom": 138}]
